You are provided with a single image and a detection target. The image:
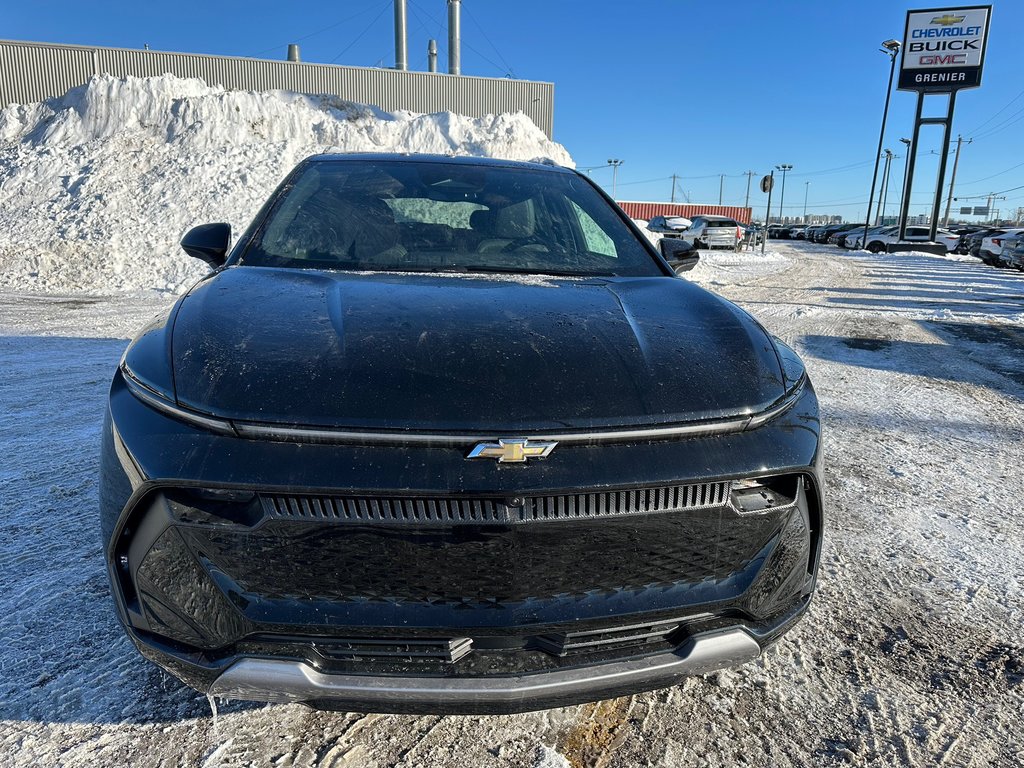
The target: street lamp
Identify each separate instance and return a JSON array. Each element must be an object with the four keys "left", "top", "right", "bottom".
[
  {"left": 898, "top": 137, "right": 912, "bottom": 227},
  {"left": 861, "top": 38, "right": 901, "bottom": 249},
  {"left": 775, "top": 164, "right": 792, "bottom": 224},
  {"left": 803, "top": 181, "right": 810, "bottom": 223},
  {"left": 878, "top": 149, "right": 895, "bottom": 225},
  {"left": 607, "top": 159, "right": 623, "bottom": 198}
]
